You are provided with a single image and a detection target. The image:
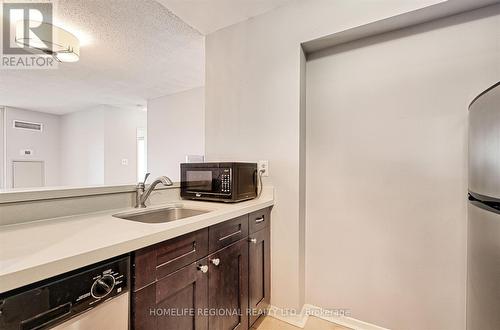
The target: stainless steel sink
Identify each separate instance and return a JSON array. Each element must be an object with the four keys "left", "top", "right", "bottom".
[{"left": 113, "top": 207, "right": 210, "bottom": 224}]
